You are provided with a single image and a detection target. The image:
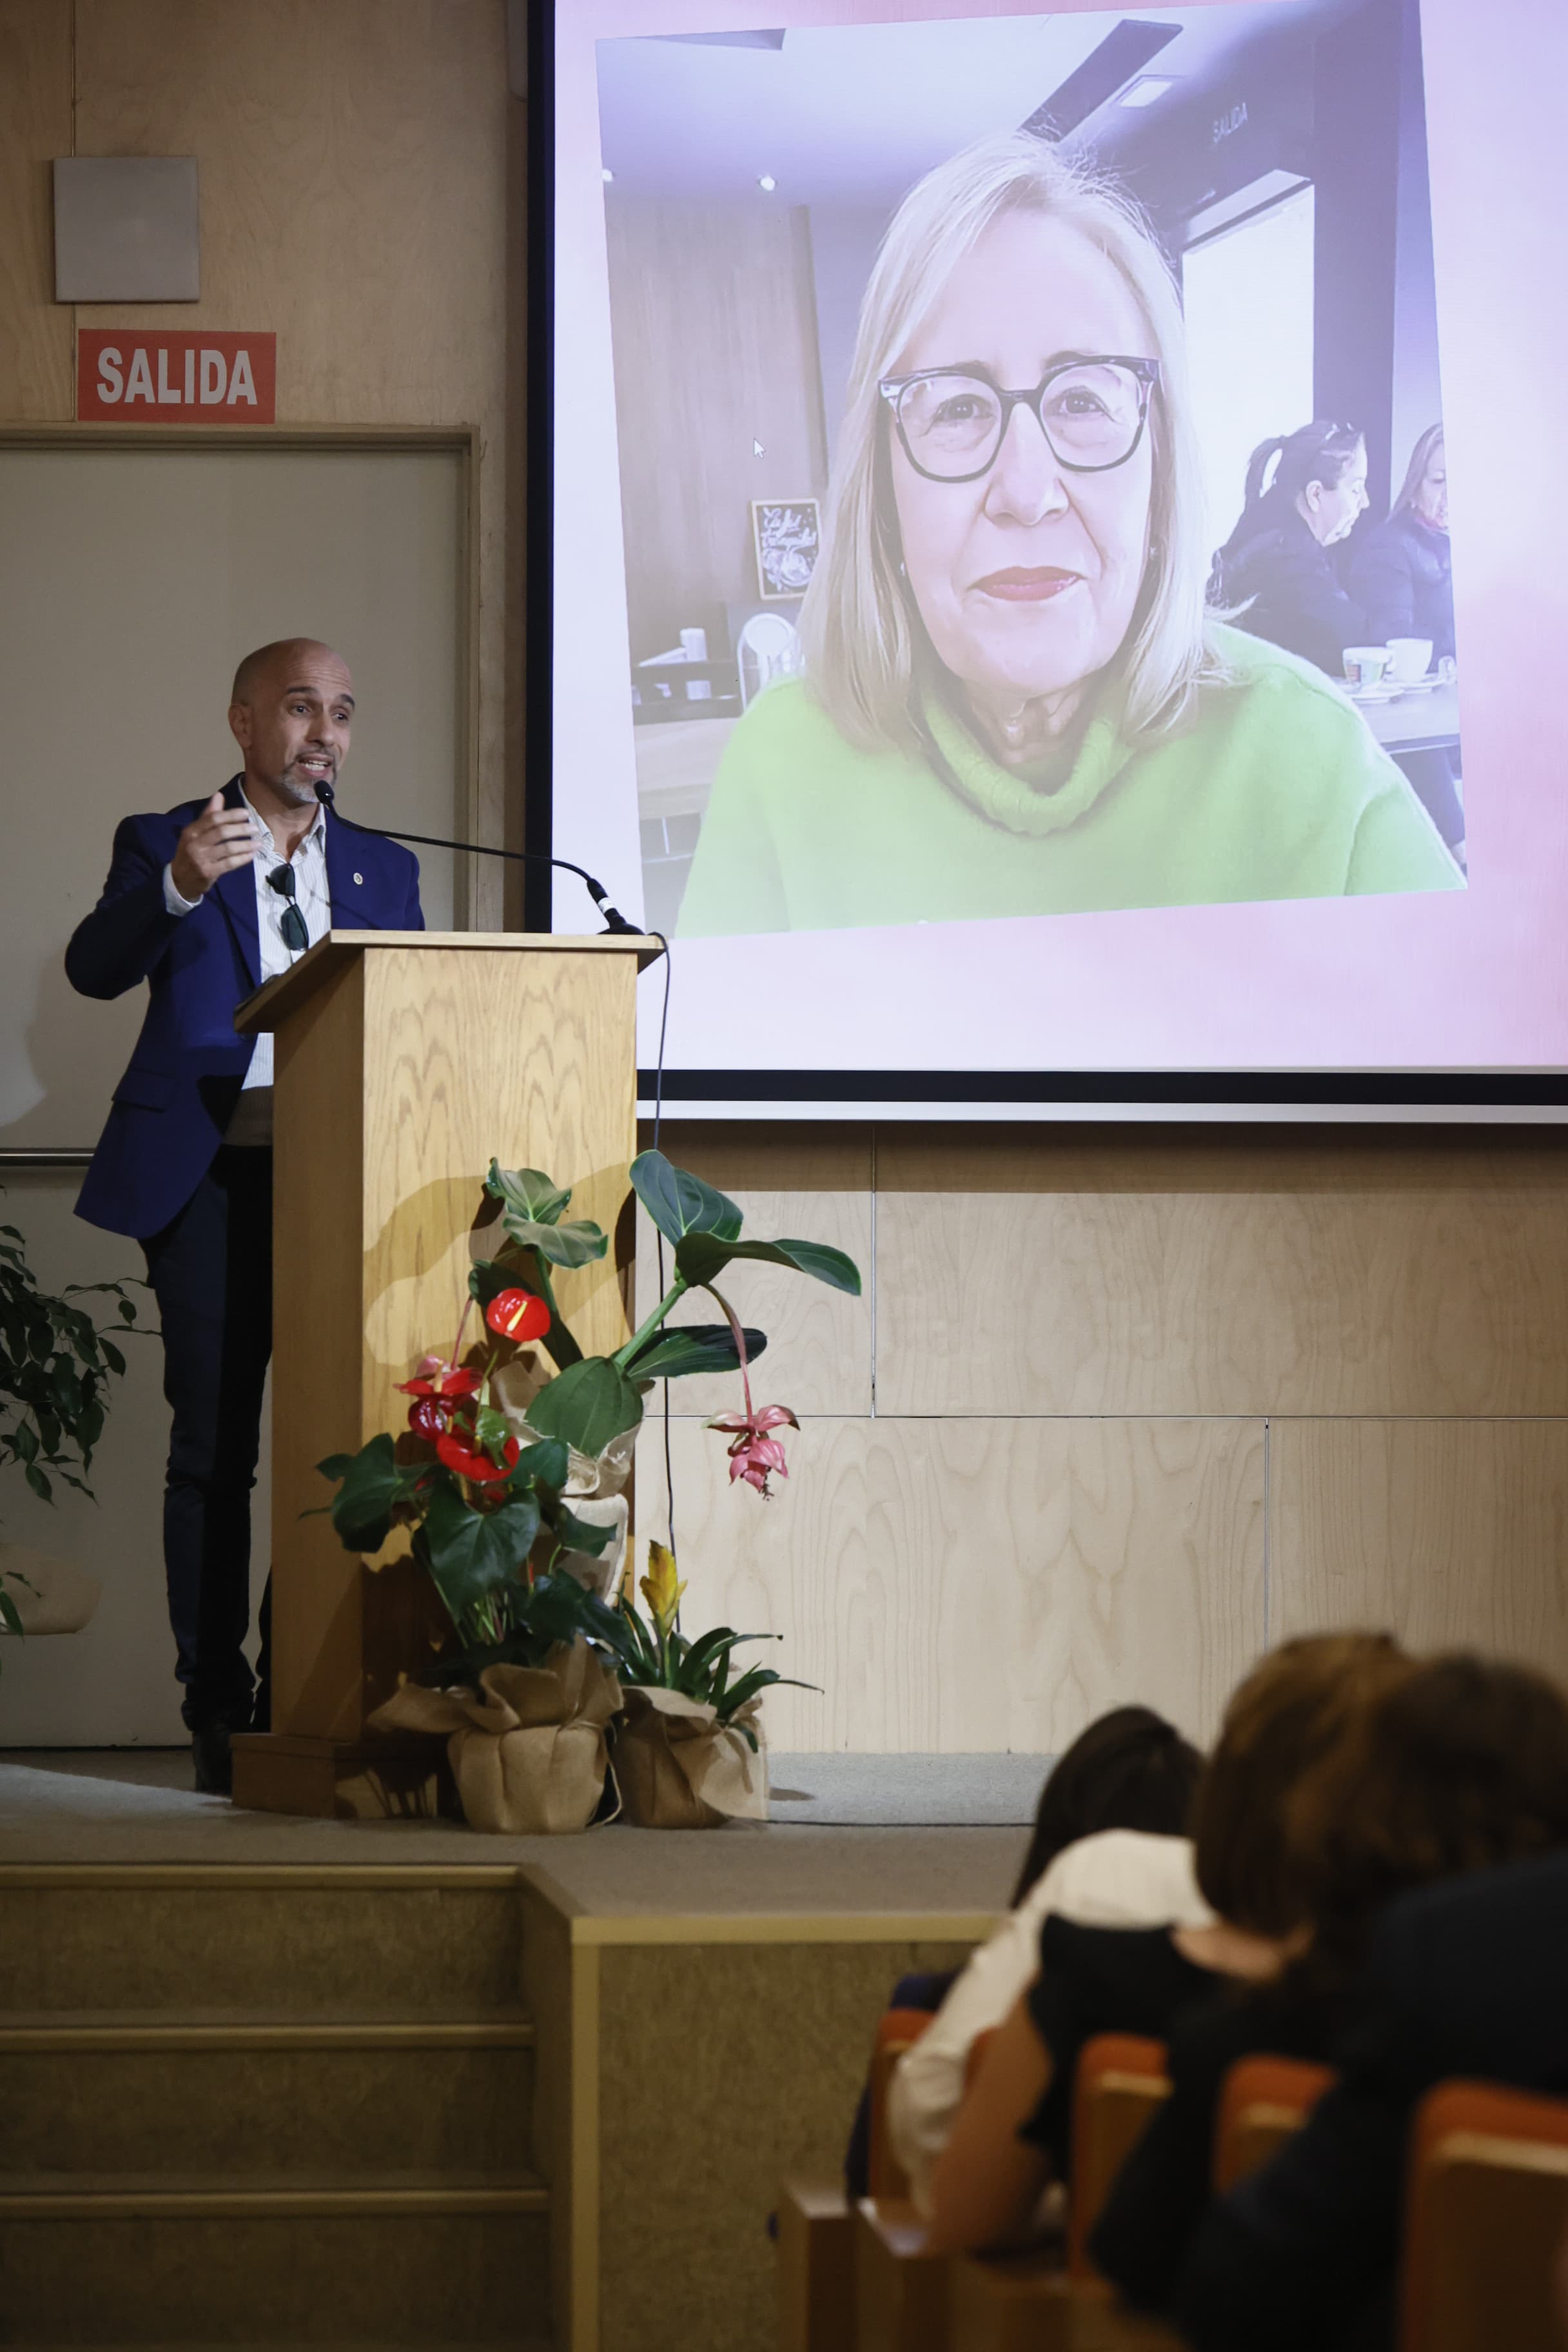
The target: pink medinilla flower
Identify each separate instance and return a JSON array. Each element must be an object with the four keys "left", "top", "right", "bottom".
[
  {"left": 709, "top": 1402, "right": 800, "bottom": 1494},
  {"left": 705, "top": 1286, "right": 798, "bottom": 1498}
]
